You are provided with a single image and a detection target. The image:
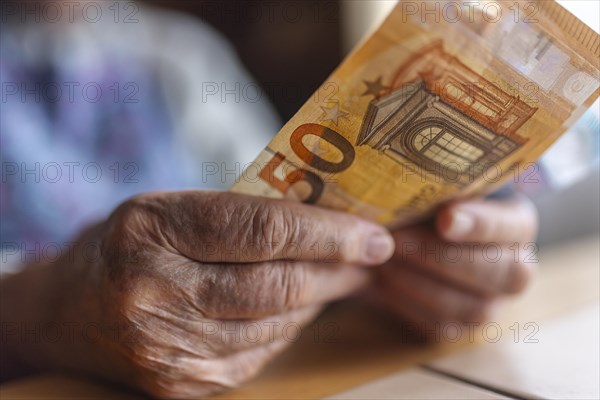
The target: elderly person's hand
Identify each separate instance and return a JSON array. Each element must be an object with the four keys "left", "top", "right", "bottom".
[
  {"left": 367, "top": 193, "right": 538, "bottom": 340},
  {"left": 0, "top": 191, "right": 395, "bottom": 398}
]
